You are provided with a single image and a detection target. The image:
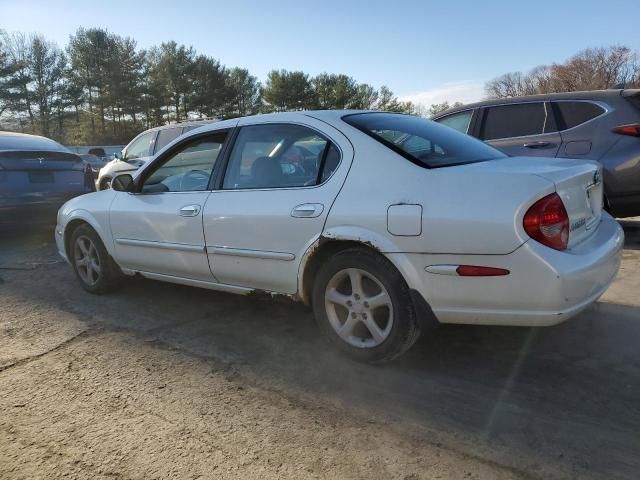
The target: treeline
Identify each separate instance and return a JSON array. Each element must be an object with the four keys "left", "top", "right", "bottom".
[
  {"left": 485, "top": 45, "right": 640, "bottom": 98},
  {"left": 0, "top": 28, "right": 414, "bottom": 145}
]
